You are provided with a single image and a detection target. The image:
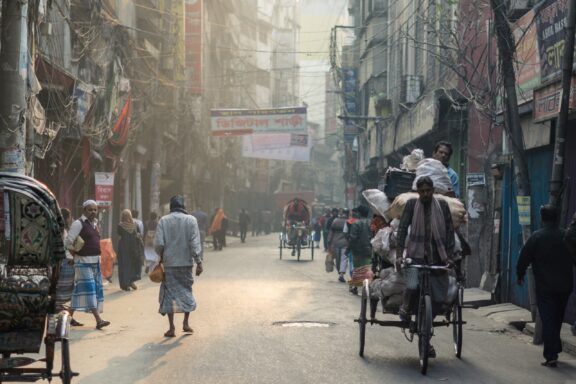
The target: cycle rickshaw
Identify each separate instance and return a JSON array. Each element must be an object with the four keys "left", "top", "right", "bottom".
[
  {"left": 0, "top": 173, "right": 76, "bottom": 383},
  {"left": 278, "top": 198, "right": 314, "bottom": 261},
  {"left": 355, "top": 260, "right": 465, "bottom": 375}
]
